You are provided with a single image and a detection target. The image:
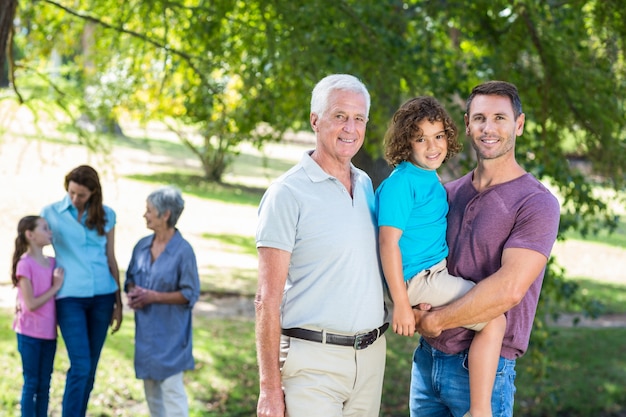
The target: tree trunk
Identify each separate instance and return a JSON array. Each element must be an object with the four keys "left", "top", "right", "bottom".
[
  {"left": 0, "top": 0, "right": 18, "bottom": 86},
  {"left": 353, "top": 148, "right": 391, "bottom": 190}
]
